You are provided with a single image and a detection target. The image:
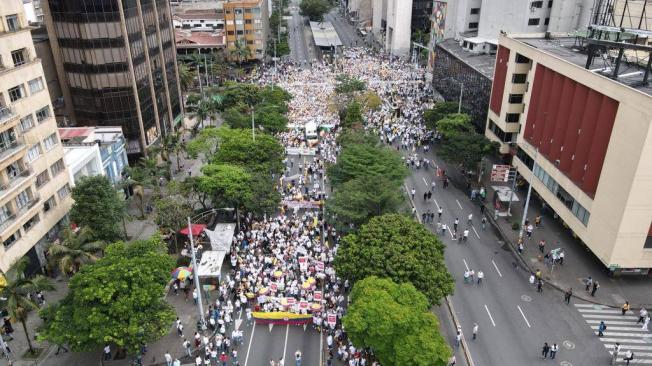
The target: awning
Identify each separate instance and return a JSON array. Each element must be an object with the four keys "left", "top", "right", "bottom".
[
  {"left": 197, "top": 250, "right": 225, "bottom": 278},
  {"left": 179, "top": 223, "right": 206, "bottom": 236},
  {"left": 203, "top": 223, "right": 235, "bottom": 251}
]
